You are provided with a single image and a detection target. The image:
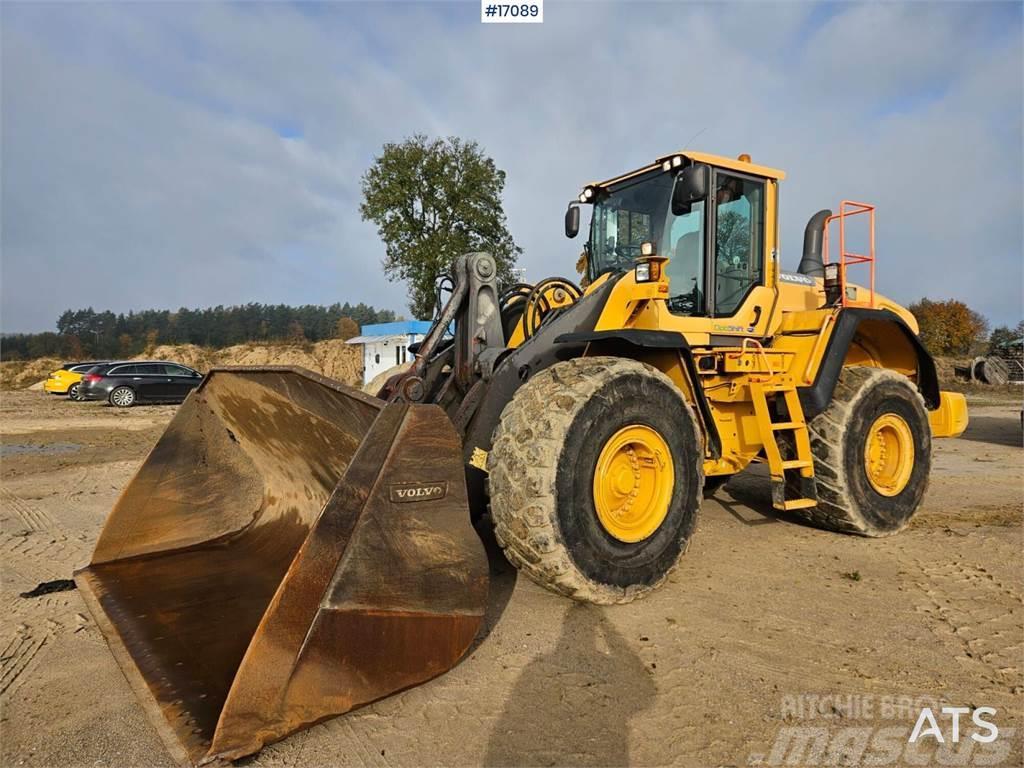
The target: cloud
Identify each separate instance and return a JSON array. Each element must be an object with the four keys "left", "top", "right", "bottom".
[{"left": 1, "top": 1, "right": 1020, "bottom": 332}]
